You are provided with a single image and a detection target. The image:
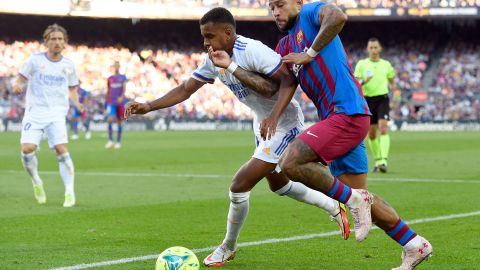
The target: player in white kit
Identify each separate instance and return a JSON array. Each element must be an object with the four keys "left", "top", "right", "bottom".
[
  {"left": 12, "top": 24, "right": 82, "bottom": 207},
  {"left": 124, "top": 8, "right": 349, "bottom": 267}
]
